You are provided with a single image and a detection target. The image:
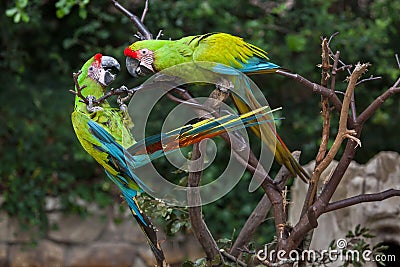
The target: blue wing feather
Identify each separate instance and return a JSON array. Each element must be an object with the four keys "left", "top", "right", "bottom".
[{"left": 87, "top": 120, "right": 153, "bottom": 193}]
